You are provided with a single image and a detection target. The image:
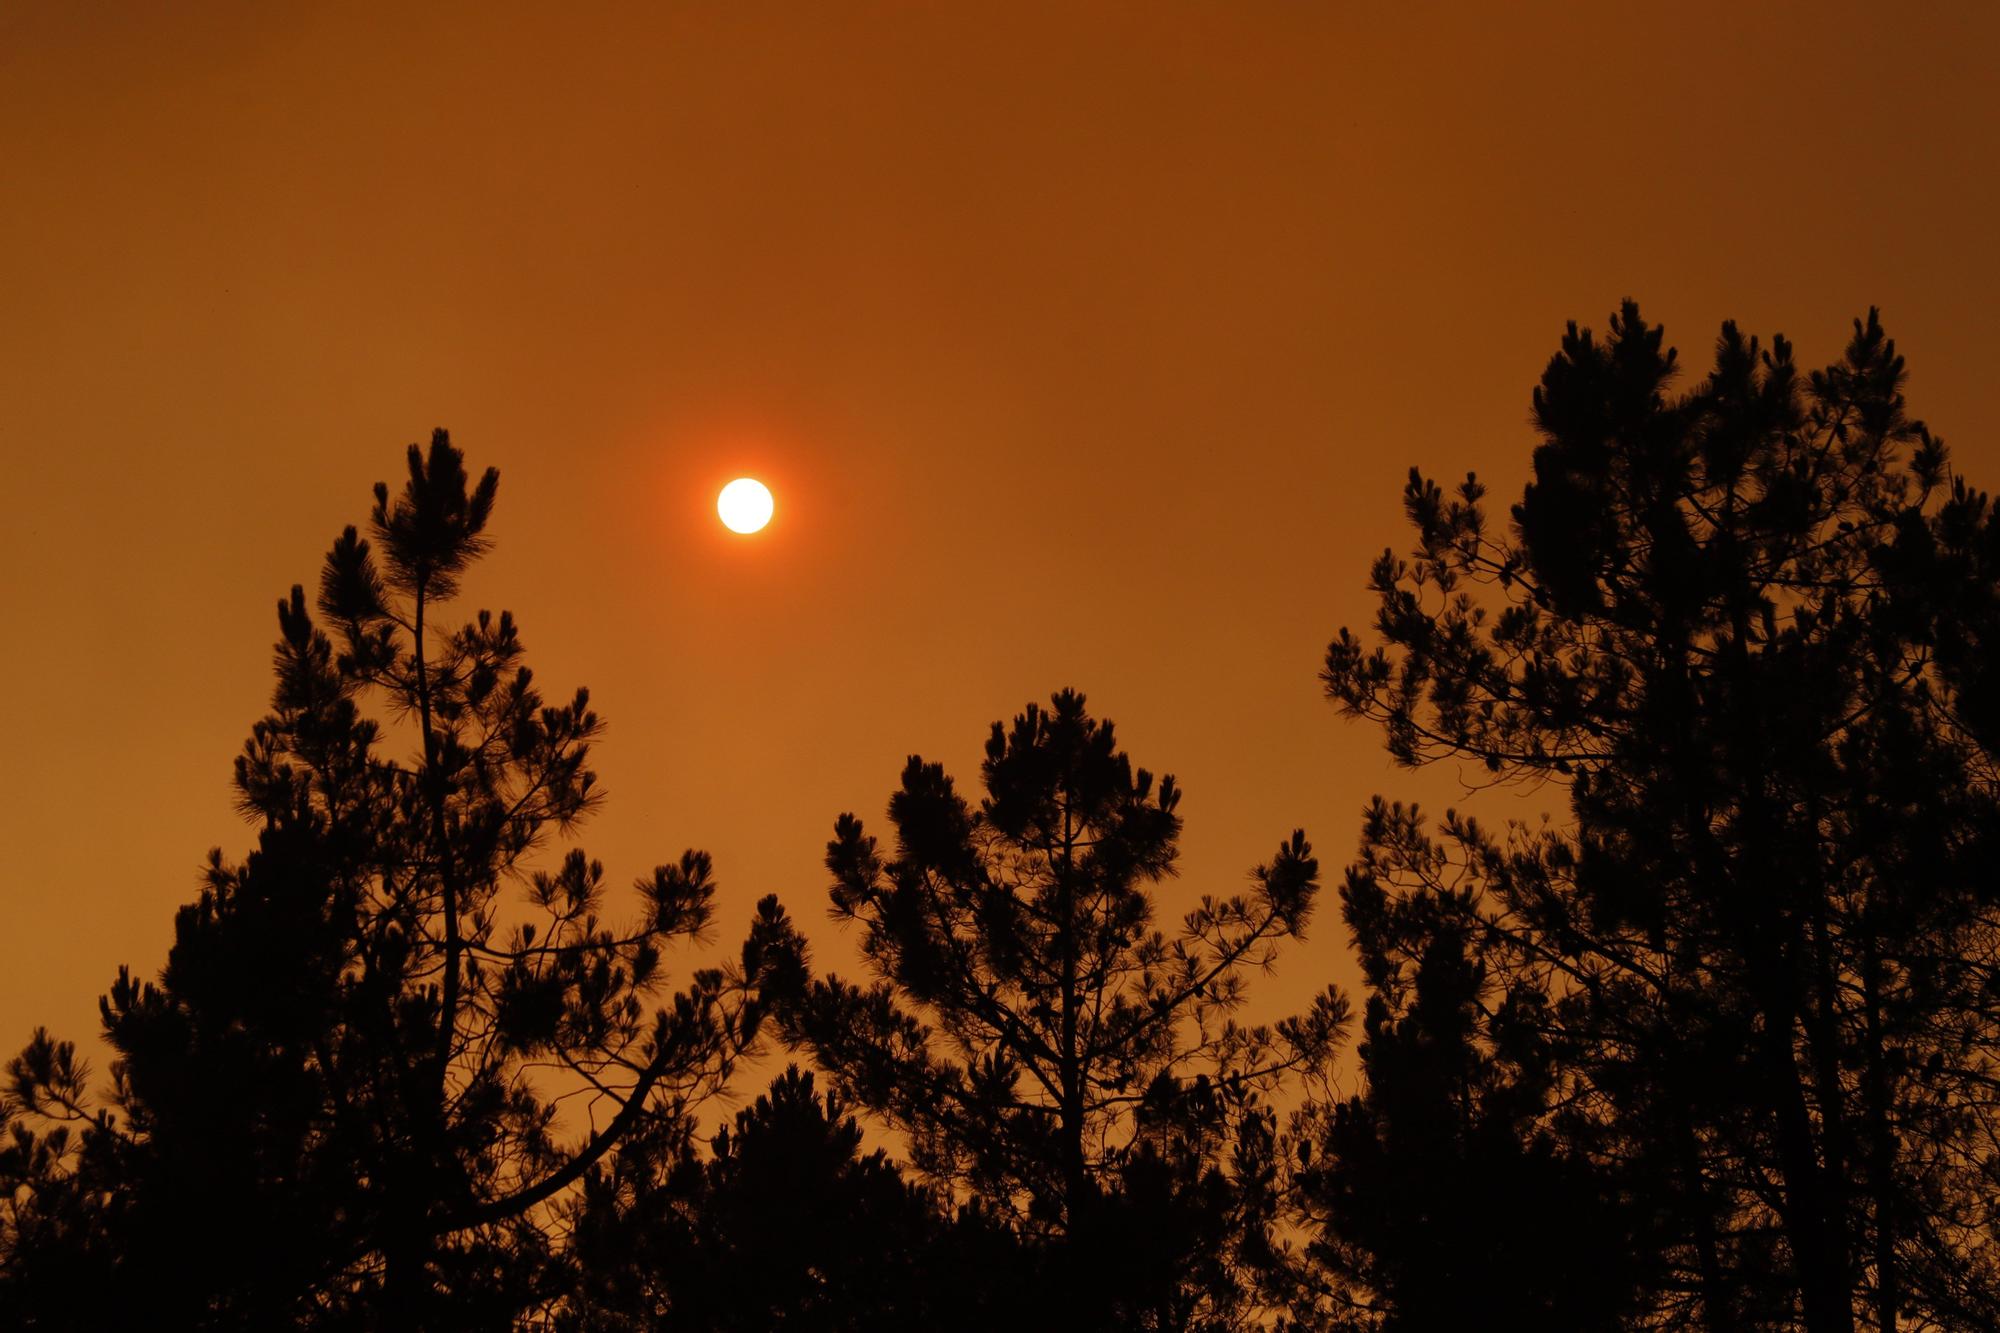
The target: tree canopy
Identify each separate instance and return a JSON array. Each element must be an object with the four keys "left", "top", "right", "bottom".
[
  {"left": 777, "top": 690, "right": 1348, "bottom": 1330},
  {"left": 6, "top": 307, "right": 1999, "bottom": 1331},
  {"left": 2, "top": 433, "right": 795, "bottom": 1329},
  {"left": 1313, "top": 304, "right": 2000, "bottom": 1331}
]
